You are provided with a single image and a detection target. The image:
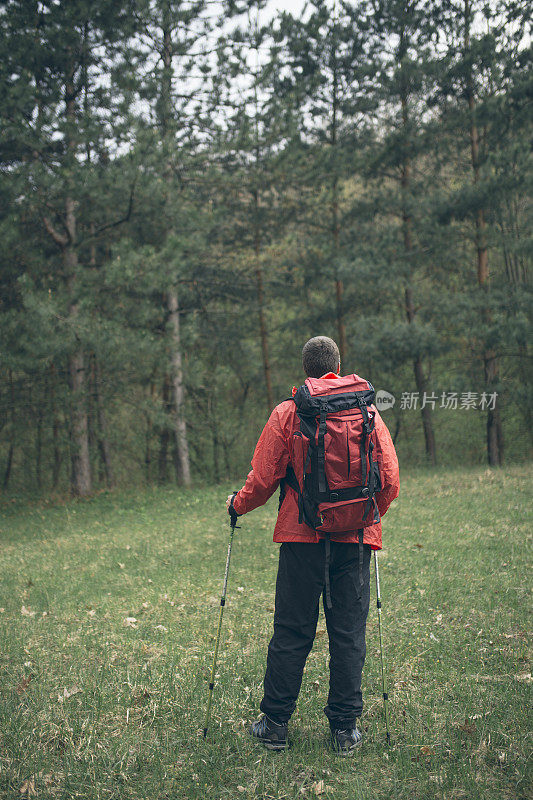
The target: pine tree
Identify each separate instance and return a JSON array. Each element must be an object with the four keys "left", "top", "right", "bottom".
[
  {"left": 270, "top": 0, "right": 378, "bottom": 366},
  {"left": 348, "top": 0, "right": 440, "bottom": 463},
  {"left": 211, "top": 1, "right": 296, "bottom": 412},
  {"left": 0, "top": 0, "right": 139, "bottom": 494},
  {"left": 433, "top": 0, "right": 532, "bottom": 464},
  {"left": 120, "top": 0, "right": 217, "bottom": 484}
]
